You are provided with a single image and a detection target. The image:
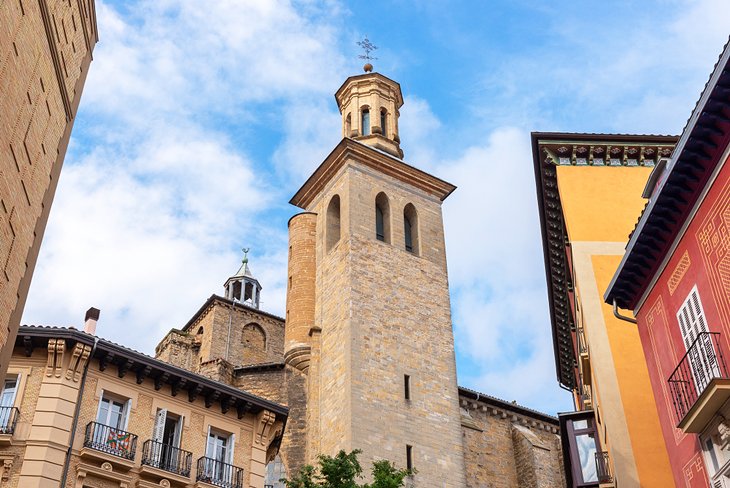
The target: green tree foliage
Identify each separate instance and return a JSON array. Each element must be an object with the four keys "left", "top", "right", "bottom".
[{"left": 283, "top": 450, "right": 412, "bottom": 488}]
